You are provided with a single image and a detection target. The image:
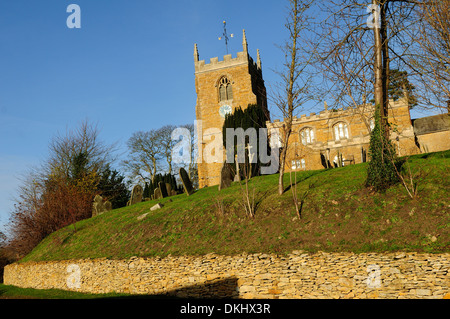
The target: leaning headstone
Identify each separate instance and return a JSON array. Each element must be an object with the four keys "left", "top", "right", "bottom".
[
  {"left": 92, "top": 194, "right": 112, "bottom": 217},
  {"left": 150, "top": 203, "right": 164, "bottom": 211},
  {"left": 219, "top": 162, "right": 234, "bottom": 191},
  {"left": 137, "top": 213, "right": 149, "bottom": 221},
  {"left": 179, "top": 167, "right": 194, "bottom": 196},
  {"left": 128, "top": 184, "right": 143, "bottom": 206},
  {"left": 159, "top": 181, "right": 168, "bottom": 198}
]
